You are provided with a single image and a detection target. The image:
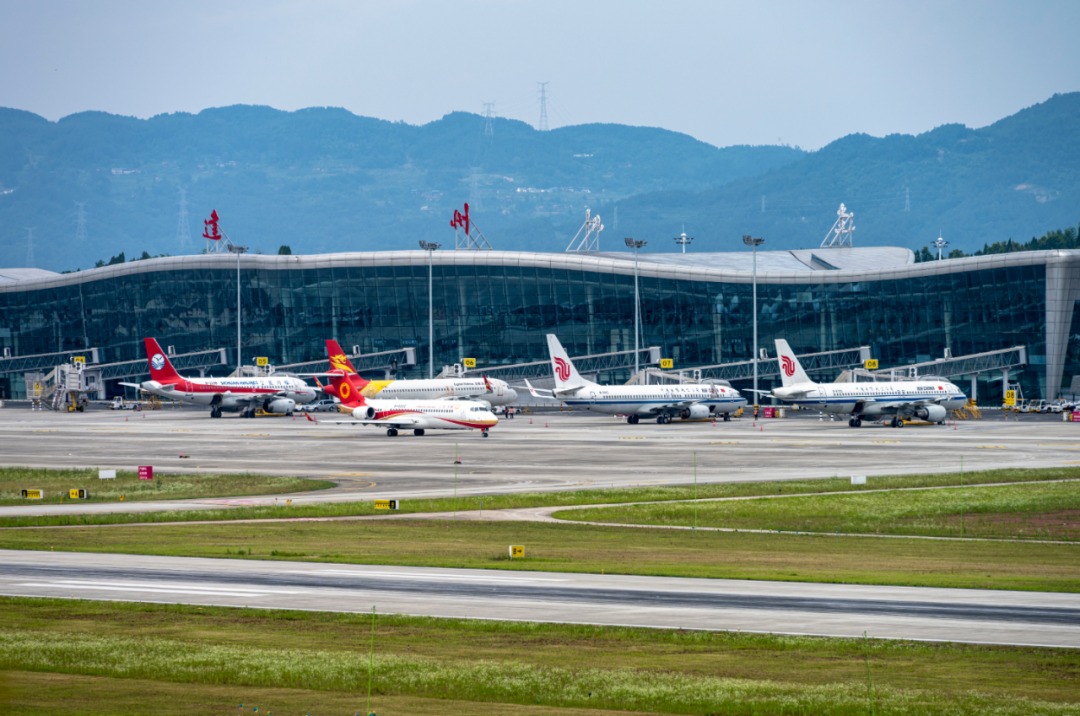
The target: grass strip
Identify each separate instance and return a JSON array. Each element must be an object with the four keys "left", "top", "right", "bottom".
[
  {"left": 556, "top": 481, "right": 1080, "bottom": 541},
  {"left": 0, "top": 466, "right": 331, "bottom": 506},
  {"left": 0, "top": 597, "right": 1077, "bottom": 715},
  {"left": 2, "top": 465, "right": 1077, "bottom": 528},
  {"left": 2, "top": 520, "right": 1078, "bottom": 591}
]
